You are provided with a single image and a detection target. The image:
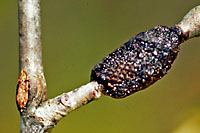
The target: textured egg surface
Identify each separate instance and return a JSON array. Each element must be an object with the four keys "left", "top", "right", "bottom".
[{"left": 91, "top": 25, "right": 183, "bottom": 98}]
